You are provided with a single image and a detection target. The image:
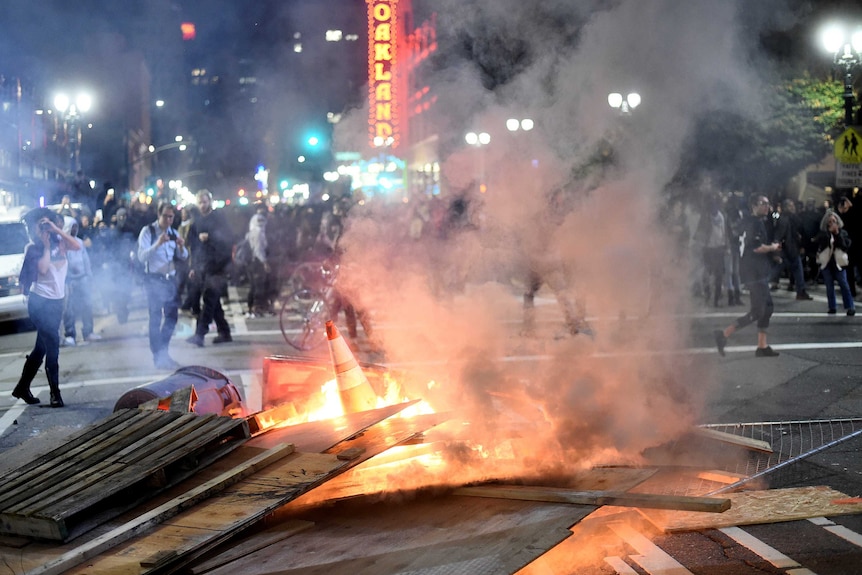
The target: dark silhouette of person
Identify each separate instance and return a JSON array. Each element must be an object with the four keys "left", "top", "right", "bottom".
[
  {"left": 843, "top": 135, "right": 851, "bottom": 155},
  {"left": 850, "top": 133, "right": 859, "bottom": 157}
]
